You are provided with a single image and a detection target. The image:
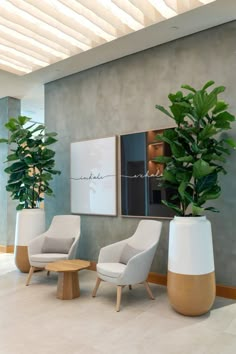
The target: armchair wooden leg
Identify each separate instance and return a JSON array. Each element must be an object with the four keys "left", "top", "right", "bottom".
[
  {"left": 47, "top": 271, "right": 50, "bottom": 277},
  {"left": 116, "top": 286, "right": 123, "bottom": 312},
  {"left": 129, "top": 285, "right": 132, "bottom": 290},
  {"left": 92, "top": 277, "right": 101, "bottom": 297},
  {"left": 26, "top": 266, "right": 36, "bottom": 286},
  {"left": 144, "top": 281, "right": 155, "bottom": 300}
]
